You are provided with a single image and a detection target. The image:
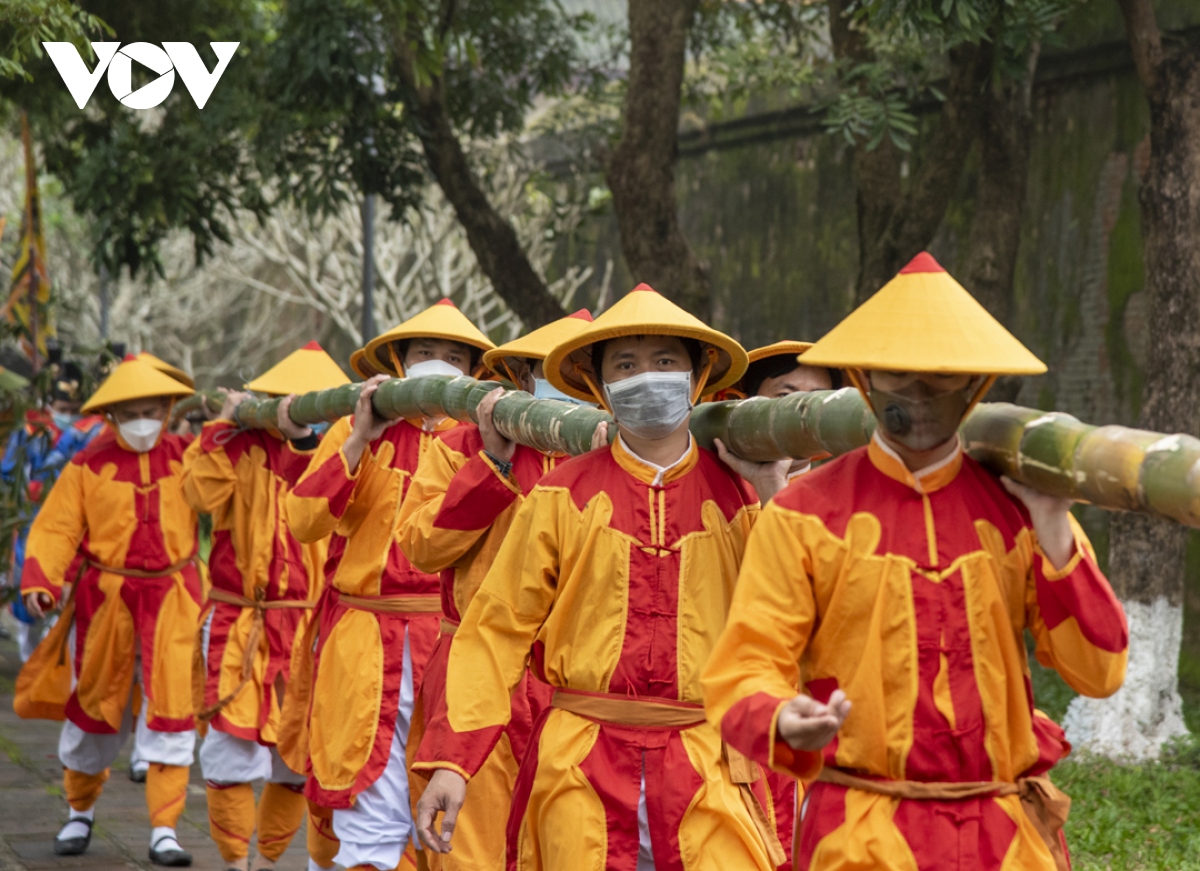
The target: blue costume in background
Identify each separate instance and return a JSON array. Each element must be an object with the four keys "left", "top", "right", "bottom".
[{"left": 3, "top": 413, "right": 105, "bottom": 624}]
